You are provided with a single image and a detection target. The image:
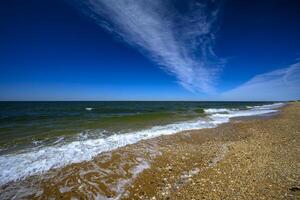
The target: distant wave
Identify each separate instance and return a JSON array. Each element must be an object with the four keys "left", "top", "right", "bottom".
[
  {"left": 204, "top": 108, "right": 234, "bottom": 114},
  {"left": 0, "top": 102, "right": 285, "bottom": 185}
]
